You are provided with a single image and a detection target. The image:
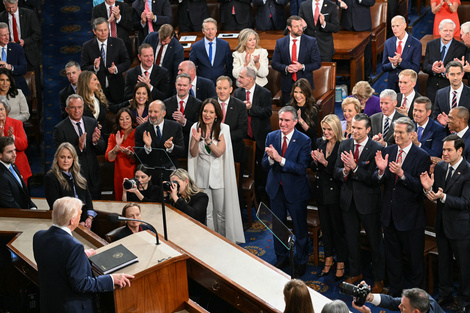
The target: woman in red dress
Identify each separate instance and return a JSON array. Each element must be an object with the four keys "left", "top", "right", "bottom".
[
  {"left": 105, "top": 107, "right": 137, "bottom": 200},
  {"left": 432, "top": 0, "right": 461, "bottom": 37},
  {"left": 0, "top": 99, "right": 31, "bottom": 184}
]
